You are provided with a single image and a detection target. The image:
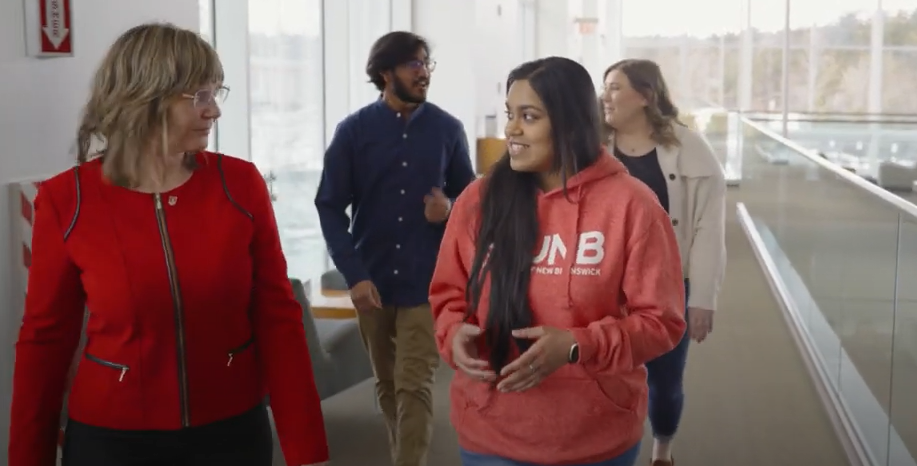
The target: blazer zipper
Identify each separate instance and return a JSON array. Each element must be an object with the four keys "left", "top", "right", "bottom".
[
  {"left": 227, "top": 338, "right": 254, "bottom": 367},
  {"left": 154, "top": 193, "right": 191, "bottom": 428},
  {"left": 84, "top": 353, "right": 129, "bottom": 382}
]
